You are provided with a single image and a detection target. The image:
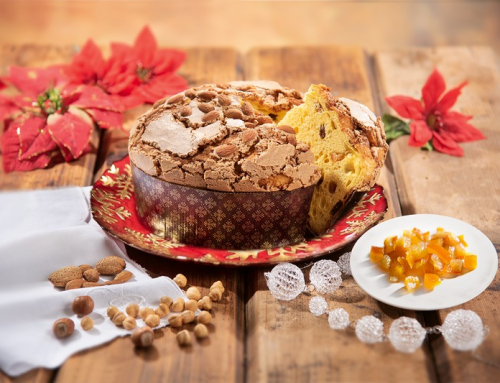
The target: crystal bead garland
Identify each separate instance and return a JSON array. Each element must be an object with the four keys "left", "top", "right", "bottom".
[
  {"left": 309, "top": 296, "right": 329, "bottom": 316},
  {"left": 441, "top": 309, "right": 486, "bottom": 351},
  {"left": 309, "top": 260, "right": 342, "bottom": 294},
  {"left": 337, "top": 252, "right": 352, "bottom": 276},
  {"left": 264, "top": 263, "right": 306, "bottom": 301},
  {"left": 355, "top": 316, "right": 384, "bottom": 344},
  {"left": 328, "top": 308, "right": 350, "bottom": 330},
  {"left": 388, "top": 317, "right": 427, "bottom": 353}
]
